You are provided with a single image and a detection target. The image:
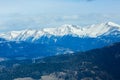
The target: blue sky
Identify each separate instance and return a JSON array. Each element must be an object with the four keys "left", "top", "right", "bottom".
[{"left": 0, "top": 0, "right": 120, "bottom": 32}]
